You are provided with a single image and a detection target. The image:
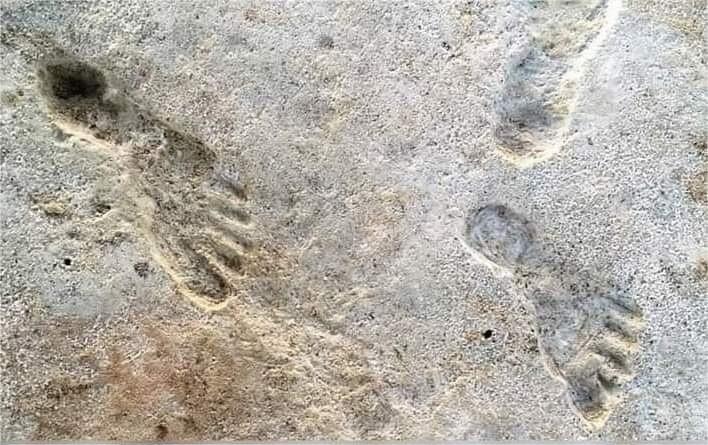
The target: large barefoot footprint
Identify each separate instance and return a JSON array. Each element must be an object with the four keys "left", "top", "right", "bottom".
[
  {"left": 494, "top": 0, "right": 622, "bottom": 166},
  {"left": 463, "top": 205, "right": 644, "bottom": 429},
  {"left": 37, "top": 57, "right": 253, "bottom": 311}
]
